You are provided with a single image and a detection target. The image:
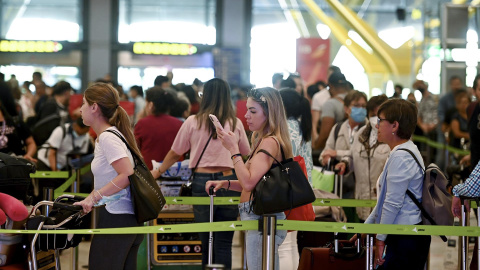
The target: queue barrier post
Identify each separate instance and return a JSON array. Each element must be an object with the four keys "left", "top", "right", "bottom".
[{"left": 262, "top": 215, "right": 276, "bottom": 270}]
